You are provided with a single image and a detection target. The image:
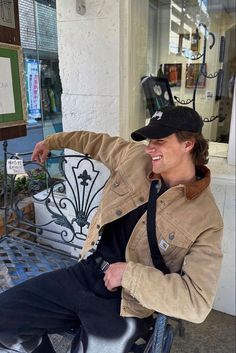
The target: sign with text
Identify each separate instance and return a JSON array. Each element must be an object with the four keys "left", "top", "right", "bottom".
[
  {"left": 0, "top": 56, "right": 15, "bottom": 114},
  {"left": 0, "top": 42, "right": 27, "bottom": 141},
  {"left": 7, "top": 158, "right": 26, "bottom": 175},
  {"left": 26, "top": 59, "right": 41, "bottom": 119}
]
